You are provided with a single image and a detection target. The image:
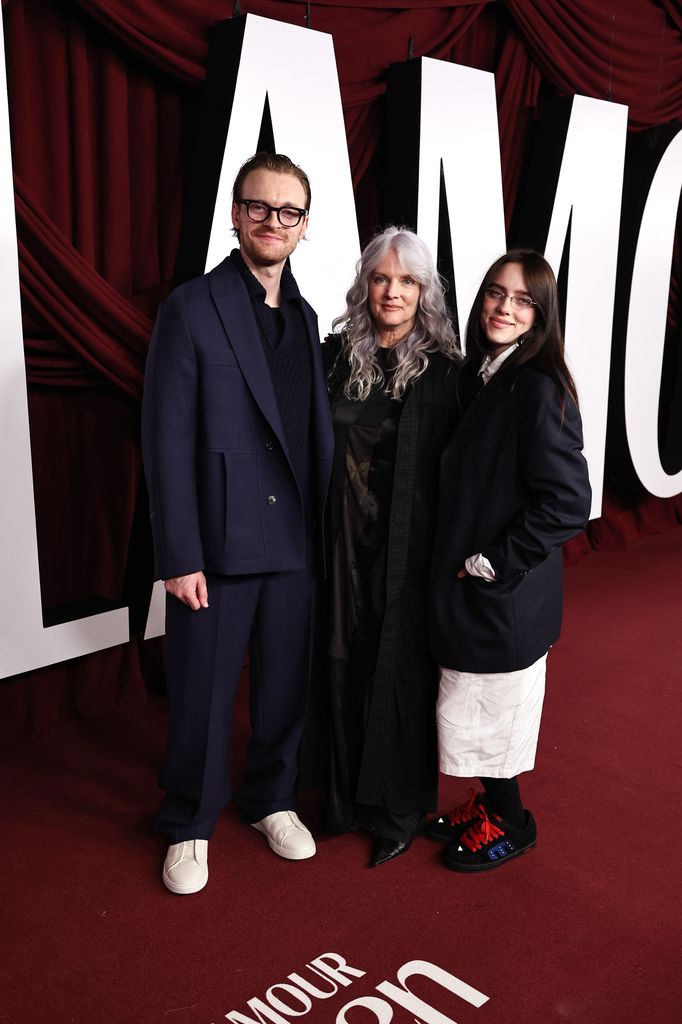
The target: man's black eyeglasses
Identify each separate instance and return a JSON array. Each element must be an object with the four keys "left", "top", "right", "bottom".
[{"left": 238, "top": 199, "right": 308, "bottom": 227}]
